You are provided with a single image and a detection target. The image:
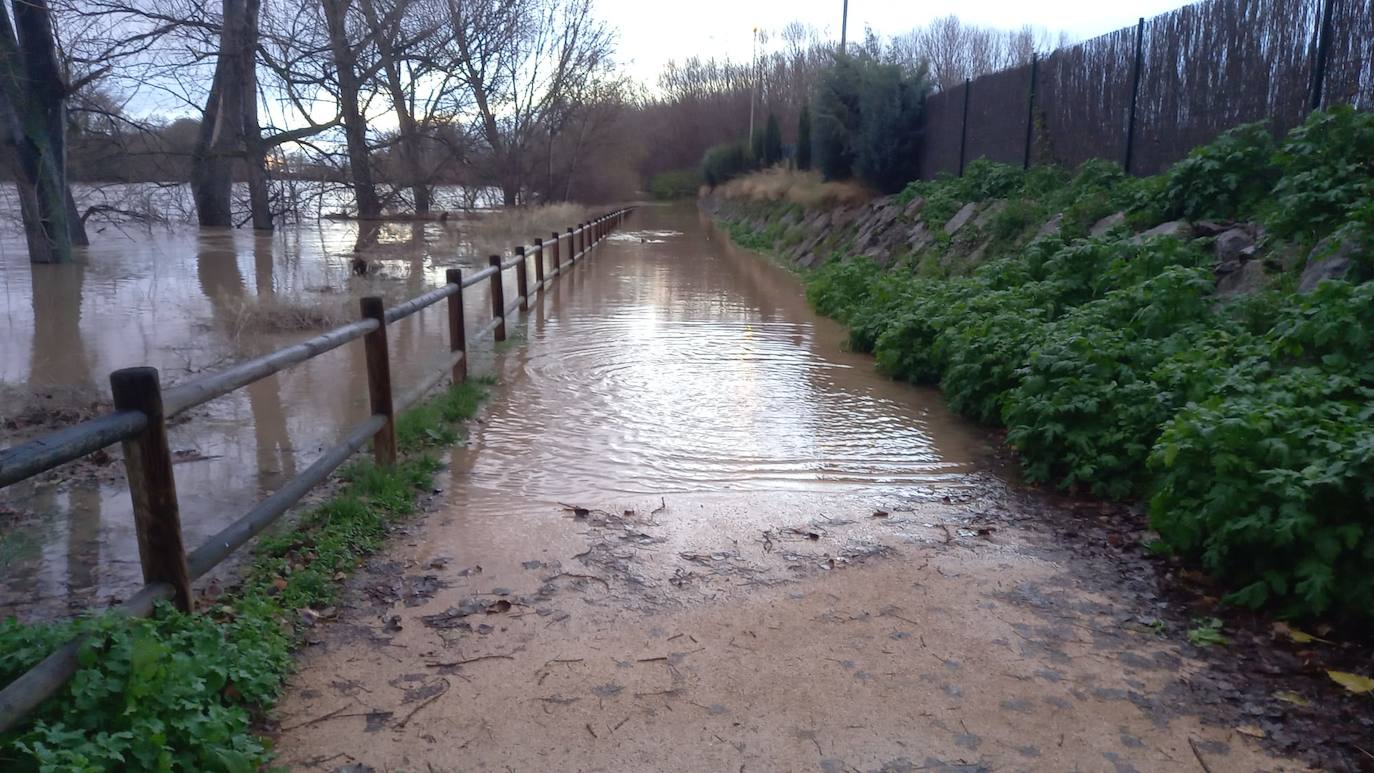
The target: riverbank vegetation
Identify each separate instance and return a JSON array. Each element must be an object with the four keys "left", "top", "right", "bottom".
[
  {"left": 0, "top": 379, "right": 490, "bottom": 770},
  {"left": 717, "top": 107, "right": 1374, "bottom": 626}
]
